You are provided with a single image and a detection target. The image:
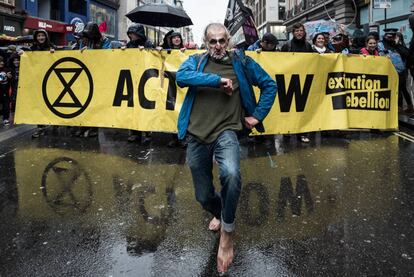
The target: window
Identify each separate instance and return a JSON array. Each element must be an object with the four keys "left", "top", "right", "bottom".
[
  {"left": 372, "top": 0, "right": 411, "bottom": 22},
  {"left": 50, "top": 0, "right": 60, "bottom": 21},
  {"left": 0, "top": 0, "right": 15, "bottom": 5},
  {"left": 90, "top": 2, "right": 117, "bottom": 38},
  {"left": 69, "top": 0, "right": 87, "bottom": 15}
]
